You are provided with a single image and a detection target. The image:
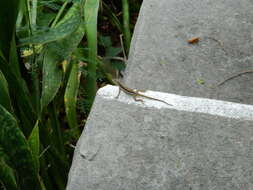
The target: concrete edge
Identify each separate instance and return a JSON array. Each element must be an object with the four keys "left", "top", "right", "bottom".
[{"left": 98, "top": 85, "right": 253, "bottom": 120}]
